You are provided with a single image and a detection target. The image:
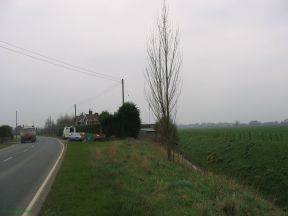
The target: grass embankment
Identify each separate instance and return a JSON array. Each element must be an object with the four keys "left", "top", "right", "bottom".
[
  {"left": 40, "top": 139, "right": 284, "bottom": 216},
  {"left": 178, "top": 126, "right": 288, "bottom": 209}
]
